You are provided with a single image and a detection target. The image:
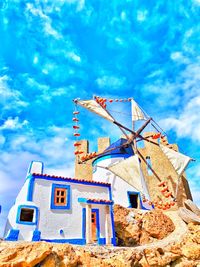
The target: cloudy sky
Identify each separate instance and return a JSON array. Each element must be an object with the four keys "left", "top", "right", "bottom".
[{"left": 0, "top": 0, "right": 200, "bottom": 235}]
